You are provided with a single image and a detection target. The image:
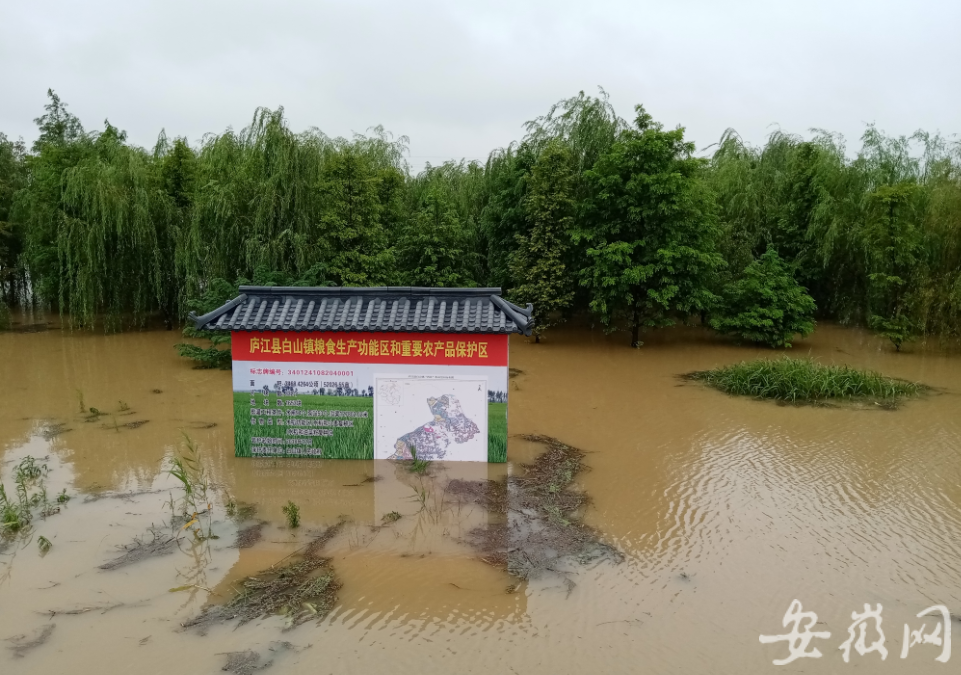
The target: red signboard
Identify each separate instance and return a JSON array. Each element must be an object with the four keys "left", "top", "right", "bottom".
[{"left": 232, "top": 331, "right": 509, "bottom": 367}]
